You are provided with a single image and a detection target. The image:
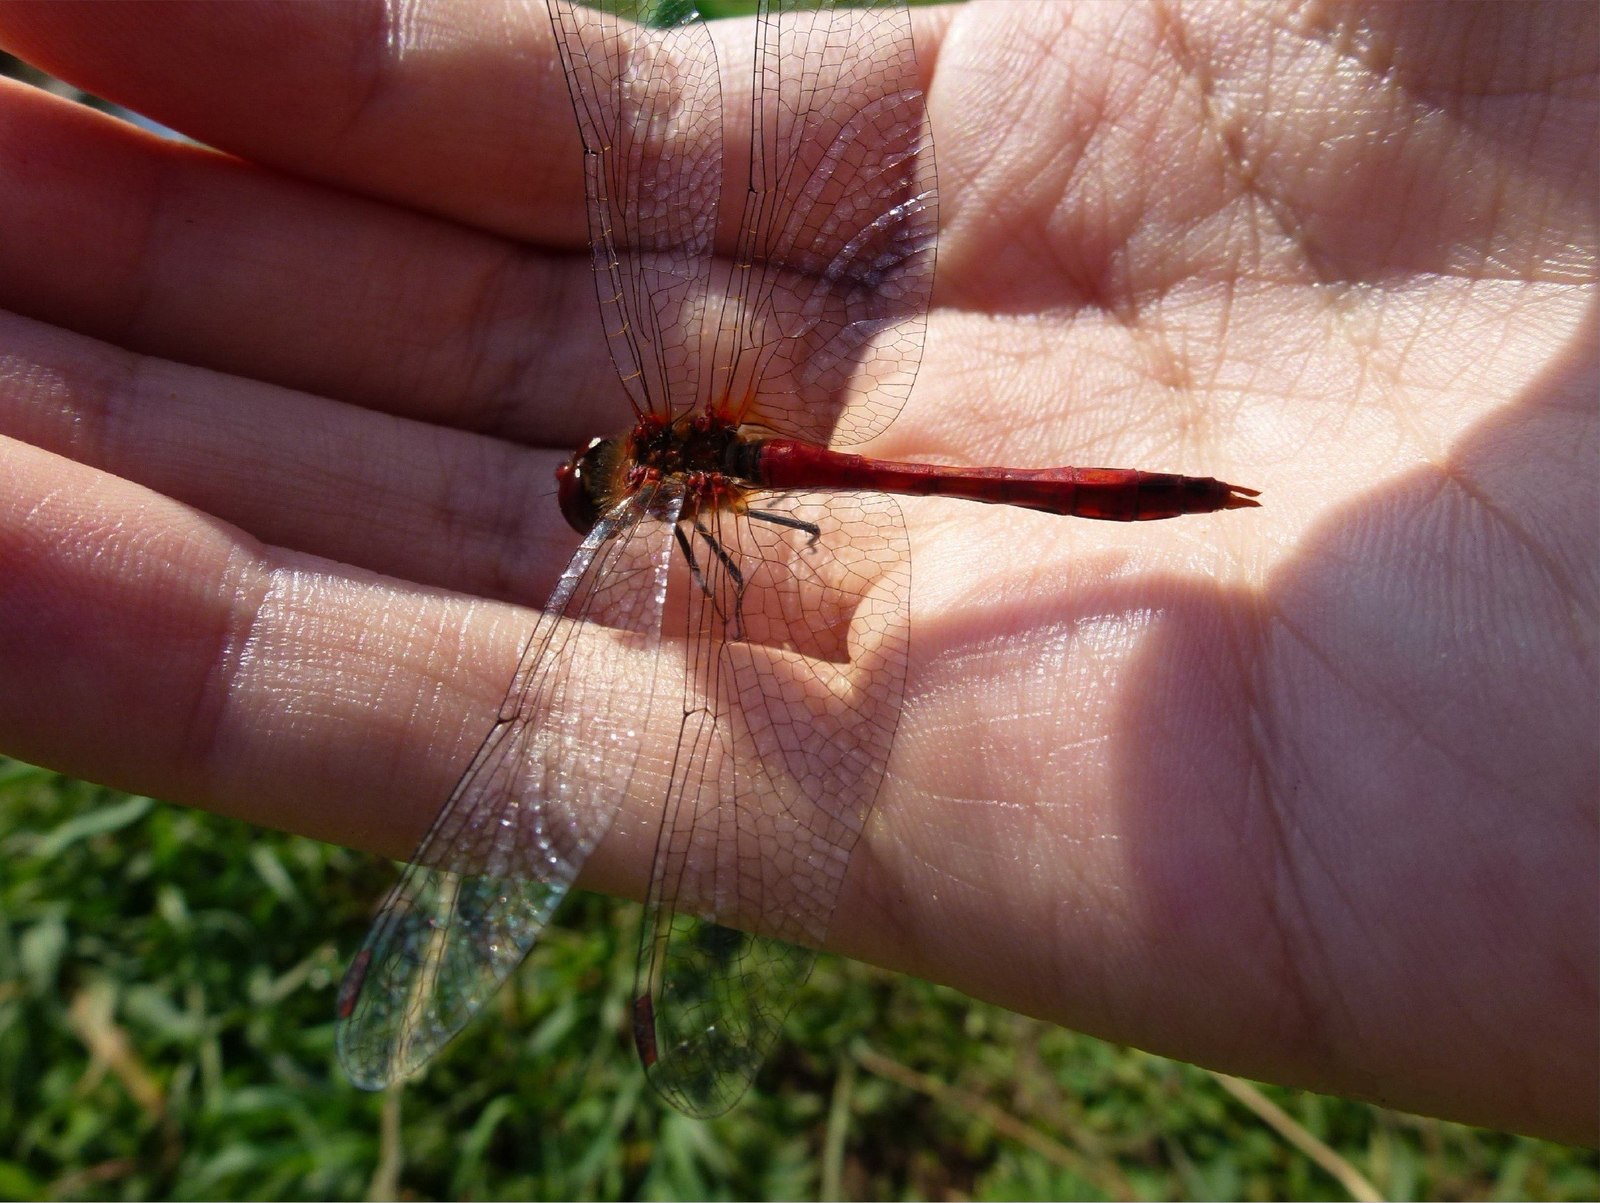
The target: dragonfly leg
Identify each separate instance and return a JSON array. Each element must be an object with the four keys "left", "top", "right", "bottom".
[
  {"left": 673, "top": 524, "right": 713, "bottom": 601},
  {"left": 676, "top": 521, "right": 748, "bottom": 638},
  {"left": 746, "top": 507, "right": 821, "bottom": 548},
  {"left": 698, "top": 520, "right": 753, "bottom": 640},
  {"left": 693, "top": 520, "right": 745, "bottom": 591}
]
